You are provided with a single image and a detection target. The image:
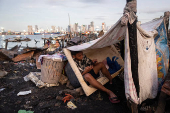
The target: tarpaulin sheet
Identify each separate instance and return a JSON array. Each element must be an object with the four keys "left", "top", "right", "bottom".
[{"left": 154, "top": 21, "right": 169, "bottom": 91}]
